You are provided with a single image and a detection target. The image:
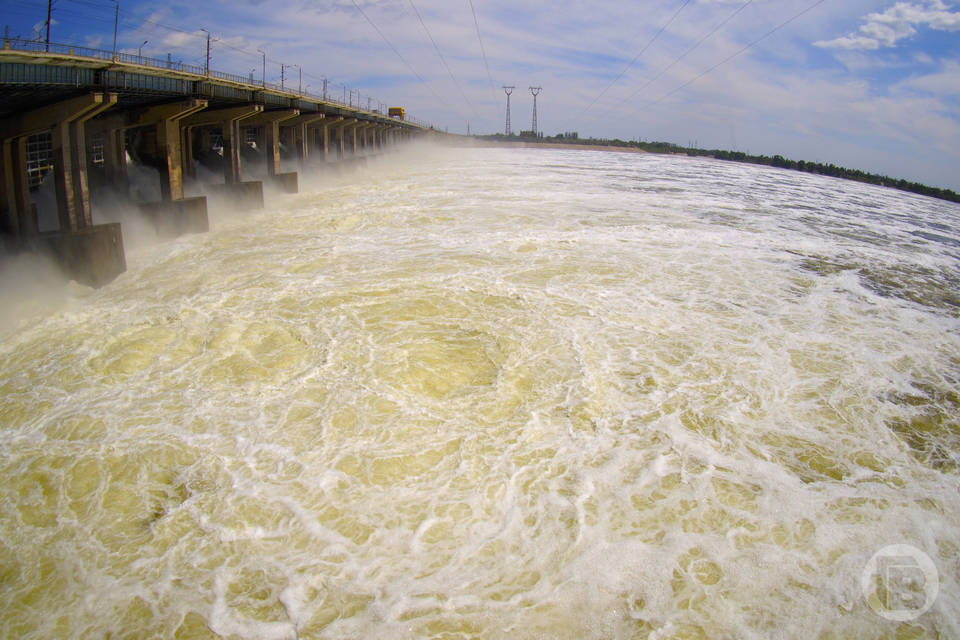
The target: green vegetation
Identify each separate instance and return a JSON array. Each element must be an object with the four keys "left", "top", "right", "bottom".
[{"left": 478, "top": 133, "right": 960, "bottom": 205}]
